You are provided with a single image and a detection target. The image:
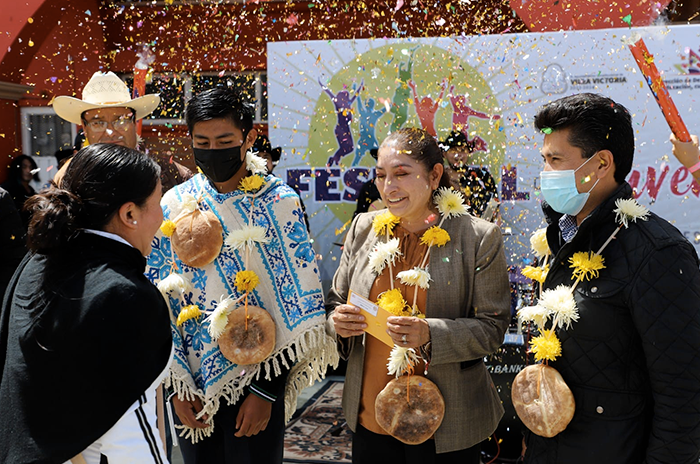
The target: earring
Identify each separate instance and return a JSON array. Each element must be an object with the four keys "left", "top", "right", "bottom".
[{"left": 132, "top": 221, "right": 138, "bottom": 225}]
